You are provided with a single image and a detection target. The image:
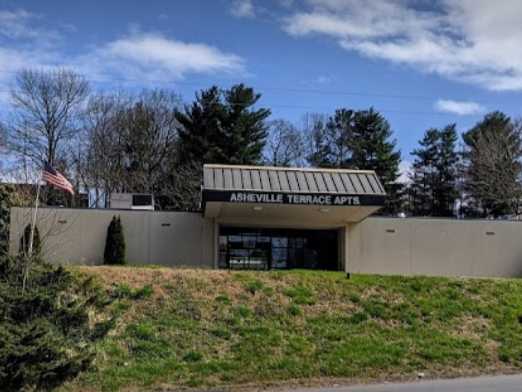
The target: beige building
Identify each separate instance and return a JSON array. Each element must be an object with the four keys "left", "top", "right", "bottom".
[{"left": 9, "top": 164, "right": 522, "bottom": 278}]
